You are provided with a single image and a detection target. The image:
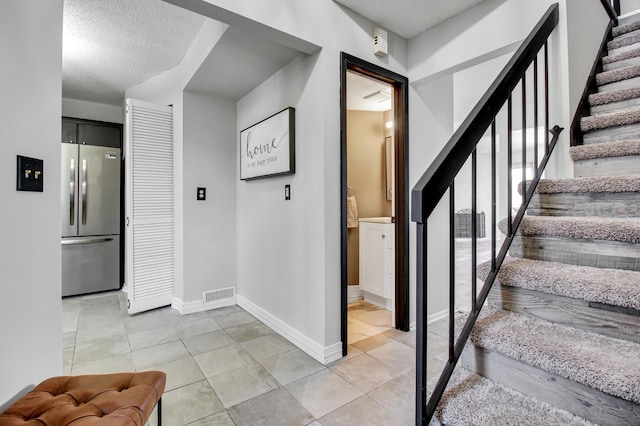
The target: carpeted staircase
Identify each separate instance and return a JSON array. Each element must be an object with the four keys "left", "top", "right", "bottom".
[{"left": 429, "top": 12, "right": 640, "bottom": 426}]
